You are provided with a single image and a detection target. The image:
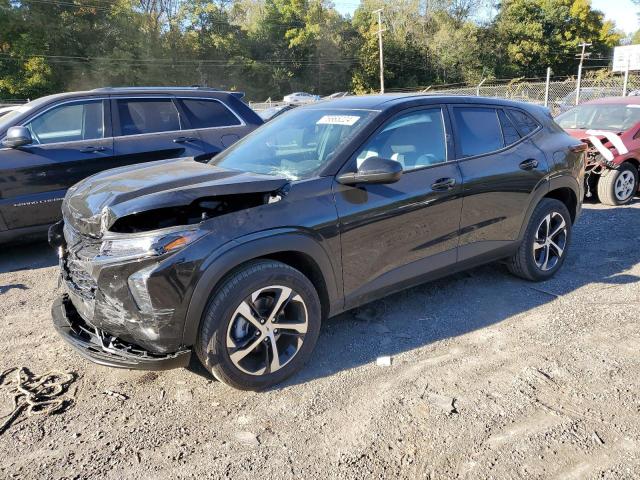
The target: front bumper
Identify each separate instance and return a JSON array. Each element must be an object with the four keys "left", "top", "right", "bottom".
[{"left": 52, "top": 294, "right": 191, "bottom": 371}]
